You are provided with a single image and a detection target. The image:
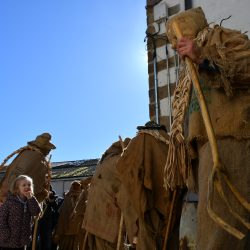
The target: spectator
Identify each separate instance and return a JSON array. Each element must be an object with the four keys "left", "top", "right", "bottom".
[
  {"left": 0, "top": 175, "right": 41, "bottom": 250},
  {"left": 38, "top": 187, "right": 63, "bottom": 250}
]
